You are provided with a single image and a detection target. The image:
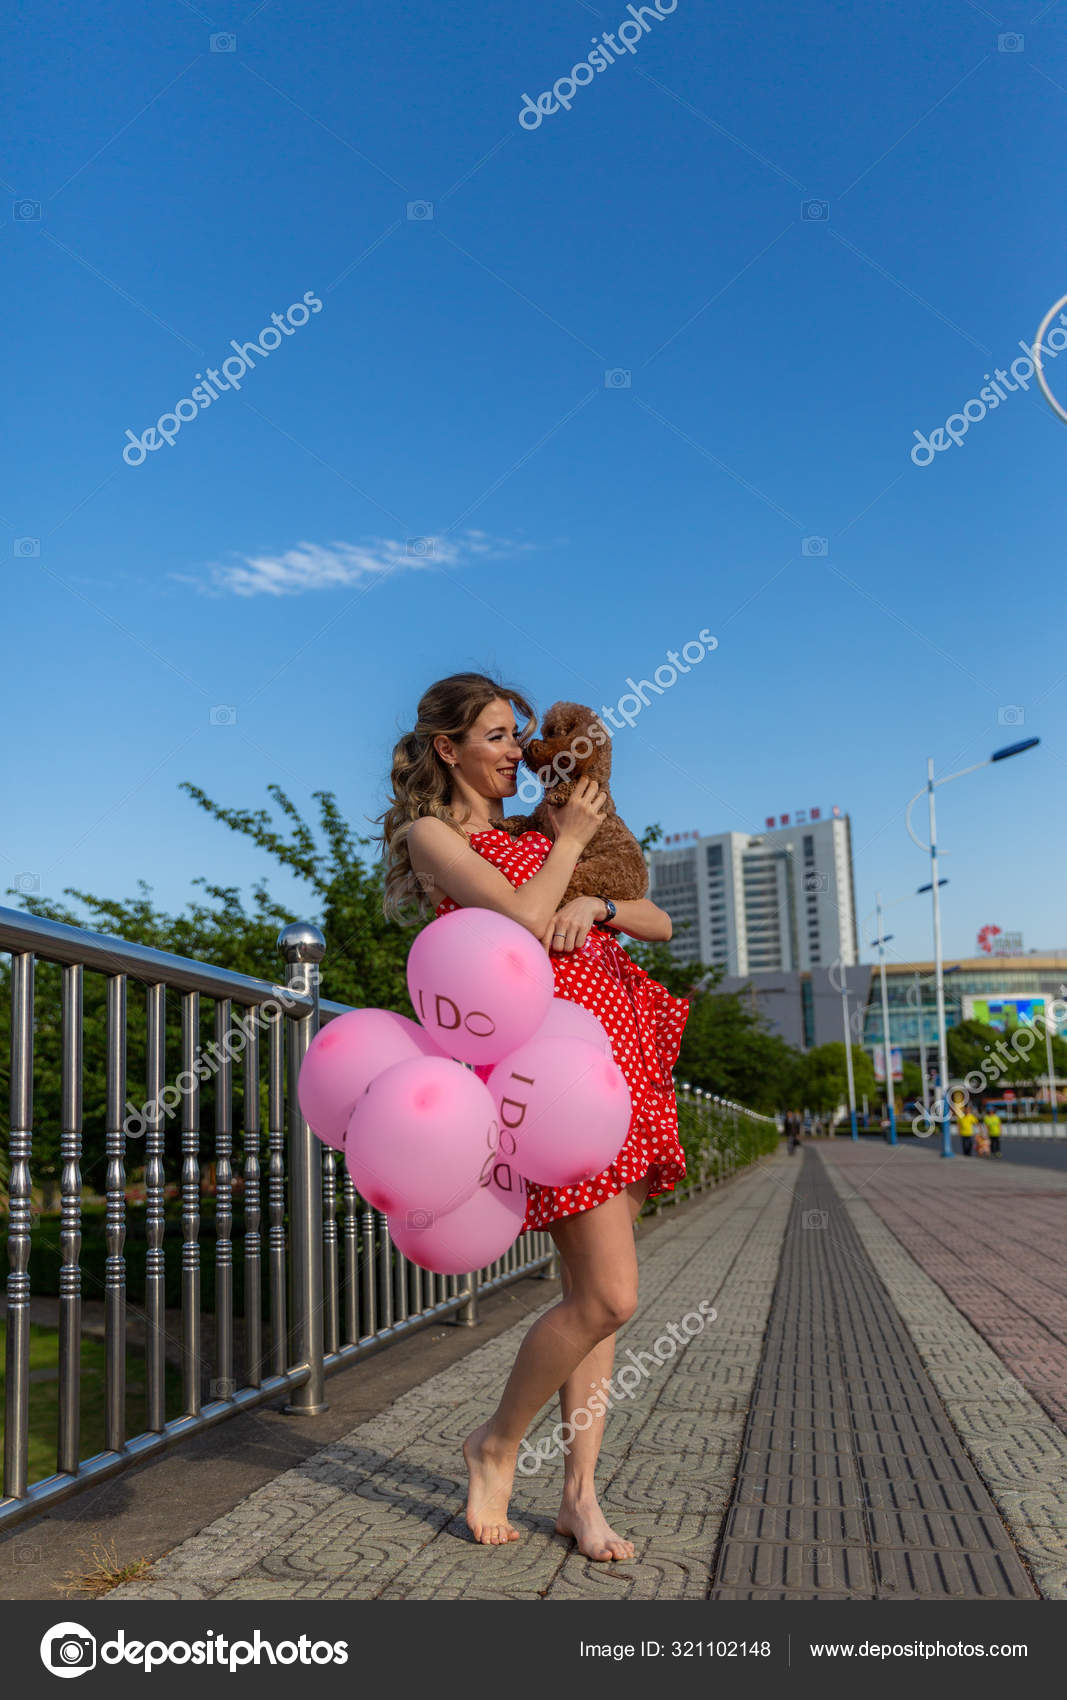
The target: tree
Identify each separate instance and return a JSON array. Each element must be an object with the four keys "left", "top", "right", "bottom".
[
  {"left": 793, "top": 1043, "right": 876, "bottom": 1116},
  {"left": 0, "top": 784, "right": 415, "bottom": 1198}
]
